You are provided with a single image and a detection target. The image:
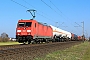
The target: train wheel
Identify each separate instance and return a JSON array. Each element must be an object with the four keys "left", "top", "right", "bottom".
[
  {"left": 28, "top": 42, "right": 30, "bottom": 44},
  {"left": 28, "top": 39, "right": 31, "bottom": 44},
  {"left": 52, "top": 39, "right": 55, "bottom": 42},
  {"left": 23, "top": 42, "right": 26, "bottom": 44}
]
